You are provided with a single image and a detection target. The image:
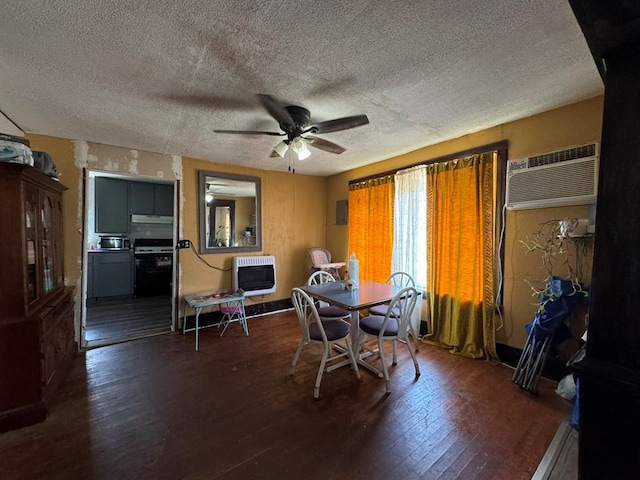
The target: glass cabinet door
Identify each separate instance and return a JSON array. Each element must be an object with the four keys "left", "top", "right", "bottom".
[
  {"left": 25, "top": 185, "right": 39, "bottom": 303},
  {"left": 52, "top": 196, "right": 64, "bottom": 288},
  {"left": 42, "top": 195, "right": 53, "bottom": 294}
]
